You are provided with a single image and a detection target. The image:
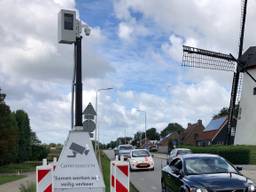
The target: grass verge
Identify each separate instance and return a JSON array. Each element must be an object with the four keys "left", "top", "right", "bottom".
[
  {"left": 100, "top": 151, "right": 139, "bottom": 192},
  {"left": 19, "top": 182, "right": 36, "bottom": 192},
  {"left": 0, "top": 162, "right": 36, "bottom": 174},
  {"left": 0, "top": 175, "right": 25, "bottom": 185}
]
